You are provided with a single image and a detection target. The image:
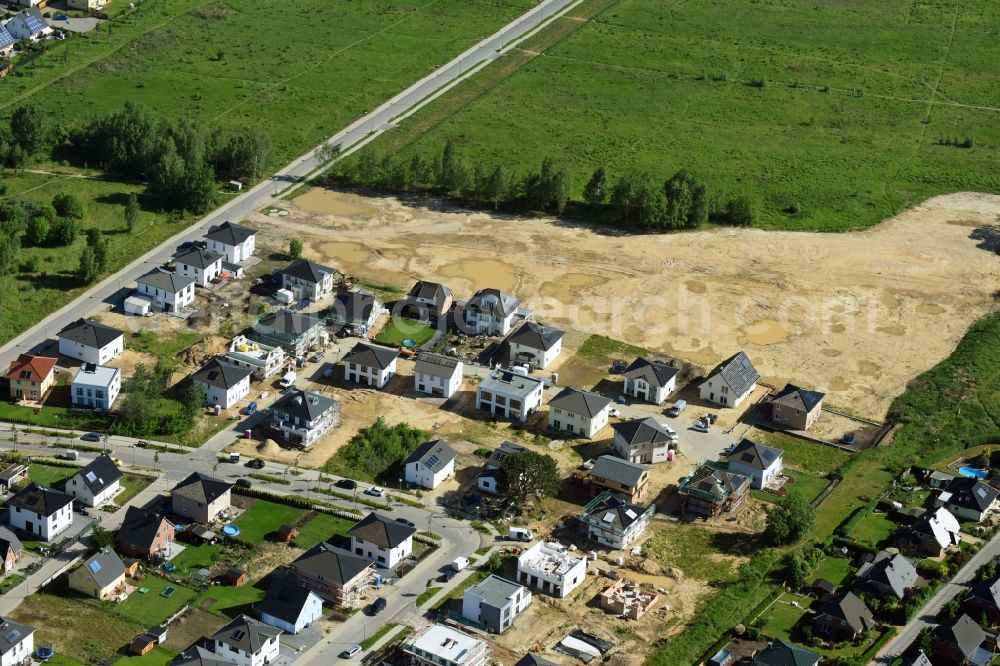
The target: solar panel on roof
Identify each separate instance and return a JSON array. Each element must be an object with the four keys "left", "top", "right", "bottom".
[
  {"left": 3, "top": 630, "right": 20, "bottom": 643},
  {"left": 85, "top": 471, "right": 97, "bottom": 483},
  {"left": 624, "top": 509, "right": 637, "bottom": 519},
  {"left": 740, "top": 356, "right": 751, "bottom": 368},
  {"left": 740, "top": 453, "right": 754, "bottom": 463},
  {"left": 24, "top": 15, "right": 44, "bottom": 32},
  {"left": 977, "top": 487, "right": 987, "bottom": 498},
  {"left": 426, "top": 455, "right": 440, "bottom": 467},
  {"left": 231, "top": 630, "right": 246, "bottom": 641},
  {"left": 88, "top": 560, "right": 102, "bottom": 573},
  {"left": 602, "top": 512, "right": 616, "bottom": 523}
]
